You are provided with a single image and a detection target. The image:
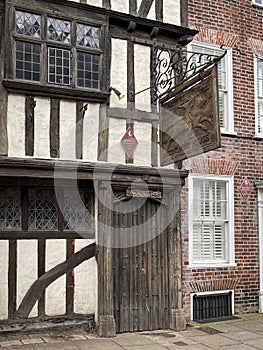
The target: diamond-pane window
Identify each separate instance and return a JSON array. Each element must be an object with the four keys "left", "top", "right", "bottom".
[
  {"left": 16, "top": 11, "right": 41, "bottom": 38},
  {"left": 77, "top": 52, "right": 99, "bottom": 89},
  {"left": 48, "top": 47, "right": 70, "bottom": 85},
  {"left": 76, "top": 24, "right": 100, "bottom": 48},
  {"left": 16, "top": 41, "right": 41, "bottom": 81},
  {"left": 47, "top": 17, "right": 71, "bottom": 44},
  {"left": 0, "top": 189, "right": 21, "bottom": 230},
  {"left": 63, "top": 190, "right": 91, "bottom": 230},
  {"left": 28, "top": 189, "right": 58, "bottom": 230}
]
